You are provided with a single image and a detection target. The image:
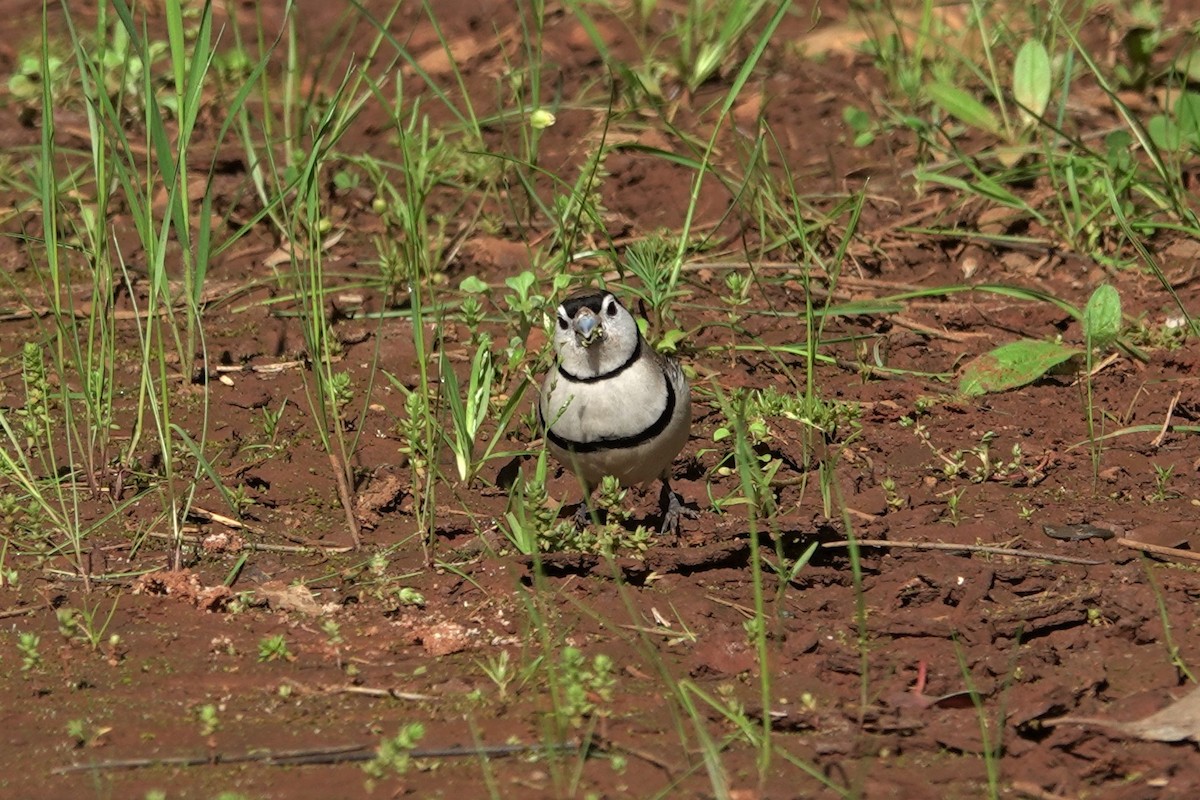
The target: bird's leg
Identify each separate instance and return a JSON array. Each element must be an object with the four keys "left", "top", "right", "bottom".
[
  {"left": 573, "top": 482, "right": 598, "bottom": 529},
  {"left": 658, "top": 478, "right": 697, "bottom": 535}
]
